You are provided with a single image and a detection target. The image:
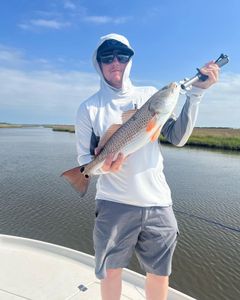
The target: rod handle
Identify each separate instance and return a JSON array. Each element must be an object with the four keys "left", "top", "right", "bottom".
[{"left": 181, "top": 54, "right": 229, "bottom": 90}]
